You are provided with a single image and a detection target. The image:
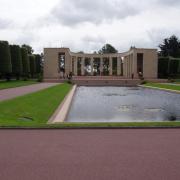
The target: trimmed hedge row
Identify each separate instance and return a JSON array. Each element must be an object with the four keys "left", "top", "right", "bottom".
[
  {"left": 0, "top": 41, "right": 12, "bottom": 75},
  {"left": 158, "top": 57, "right": 180, "bottom": 78},
  {"left": 0, "top": 41, "right": 42, "bottom": 80}
]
